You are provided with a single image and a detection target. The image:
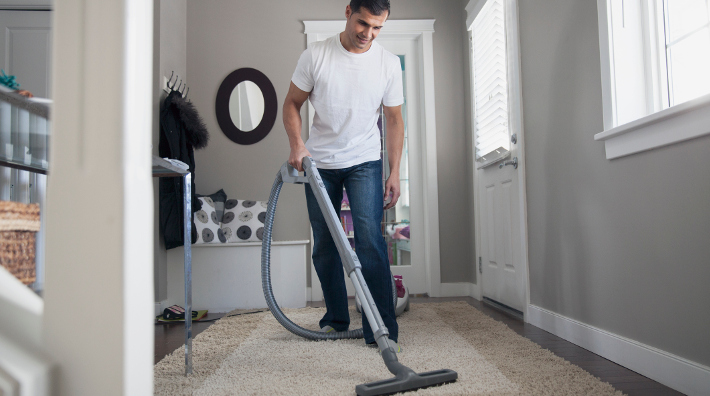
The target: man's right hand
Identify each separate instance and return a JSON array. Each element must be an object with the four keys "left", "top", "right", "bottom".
[{"left": 288, "top": 146, "right": 312, "bottom": 172}]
